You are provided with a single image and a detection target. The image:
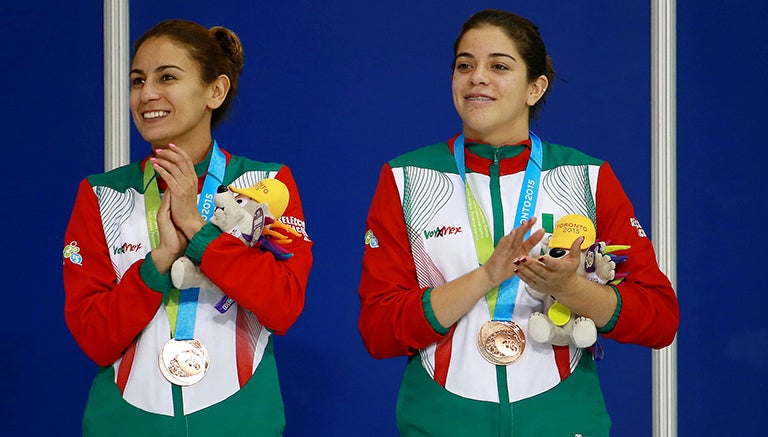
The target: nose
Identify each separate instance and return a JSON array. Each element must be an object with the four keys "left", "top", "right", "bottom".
[
  {"left": 470, "top": 67, "right": 488, "bottom": 86},
  {"left": 139, "top": 81, "right": 159, "bottom": 102}
]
